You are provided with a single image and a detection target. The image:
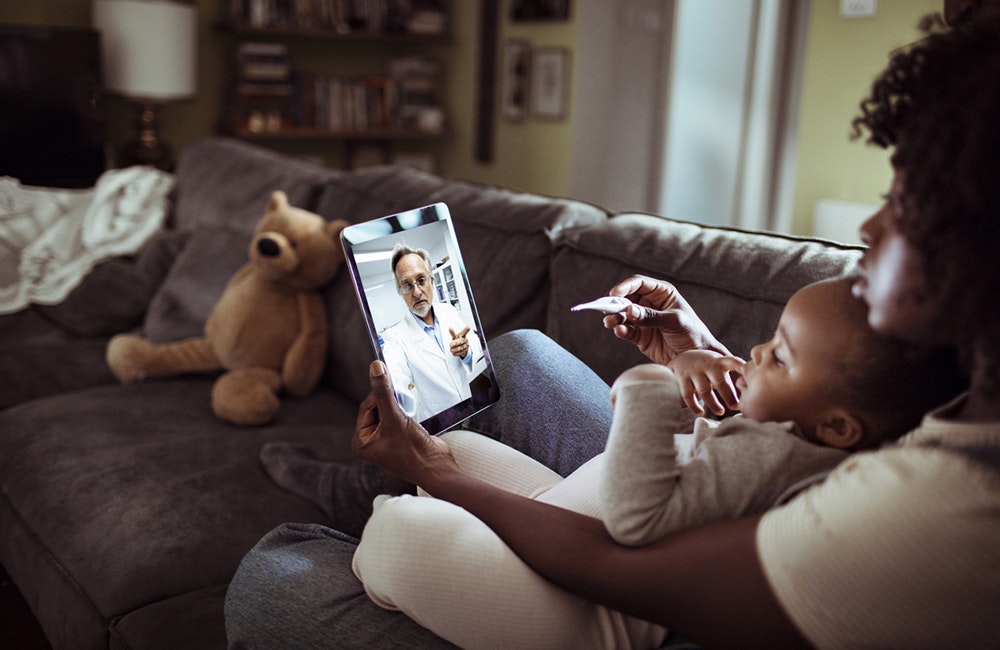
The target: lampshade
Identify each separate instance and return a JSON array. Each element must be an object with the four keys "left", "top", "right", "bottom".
[{"left": 93, "top": 0, "right": 196, "bottom": 101}]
